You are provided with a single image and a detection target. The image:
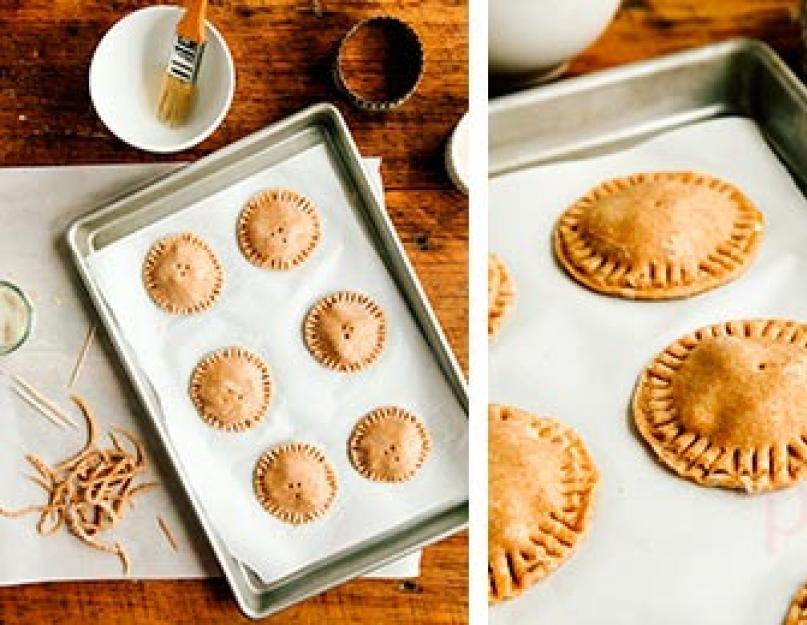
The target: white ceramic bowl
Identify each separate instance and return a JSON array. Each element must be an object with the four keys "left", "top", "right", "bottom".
[
  {"left": 489, "top": 0, "right": 620, "bottom": 79},
  {"left": 89, "top": 5, "right": 235, "bottom": 153}
]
